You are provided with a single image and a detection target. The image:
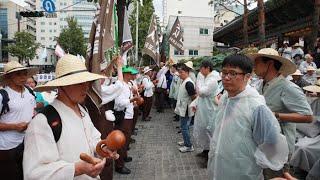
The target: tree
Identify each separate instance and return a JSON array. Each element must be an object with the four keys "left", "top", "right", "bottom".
[
  {"left": 57, "top": 17, "right": 86, "bottom": 56},
  {"left": 129, "top": 0, "right": 155, "bottom": 53},
  {"left": 309, "top": 0, "right": 320, "bottom": 50},
  {"left": 6, "top": 31, "right": 40, "bottom": 65},
  {"left": 211, "top": 0, "right": 266, "bottom": 47}
]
